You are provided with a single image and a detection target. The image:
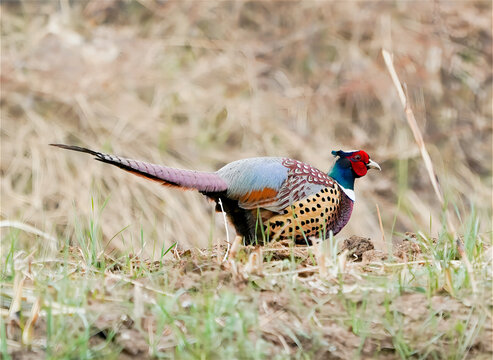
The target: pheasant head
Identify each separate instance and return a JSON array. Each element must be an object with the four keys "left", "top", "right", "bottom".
[{"left": 328, "top": 150, "right": 381, "bottom": 191}]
